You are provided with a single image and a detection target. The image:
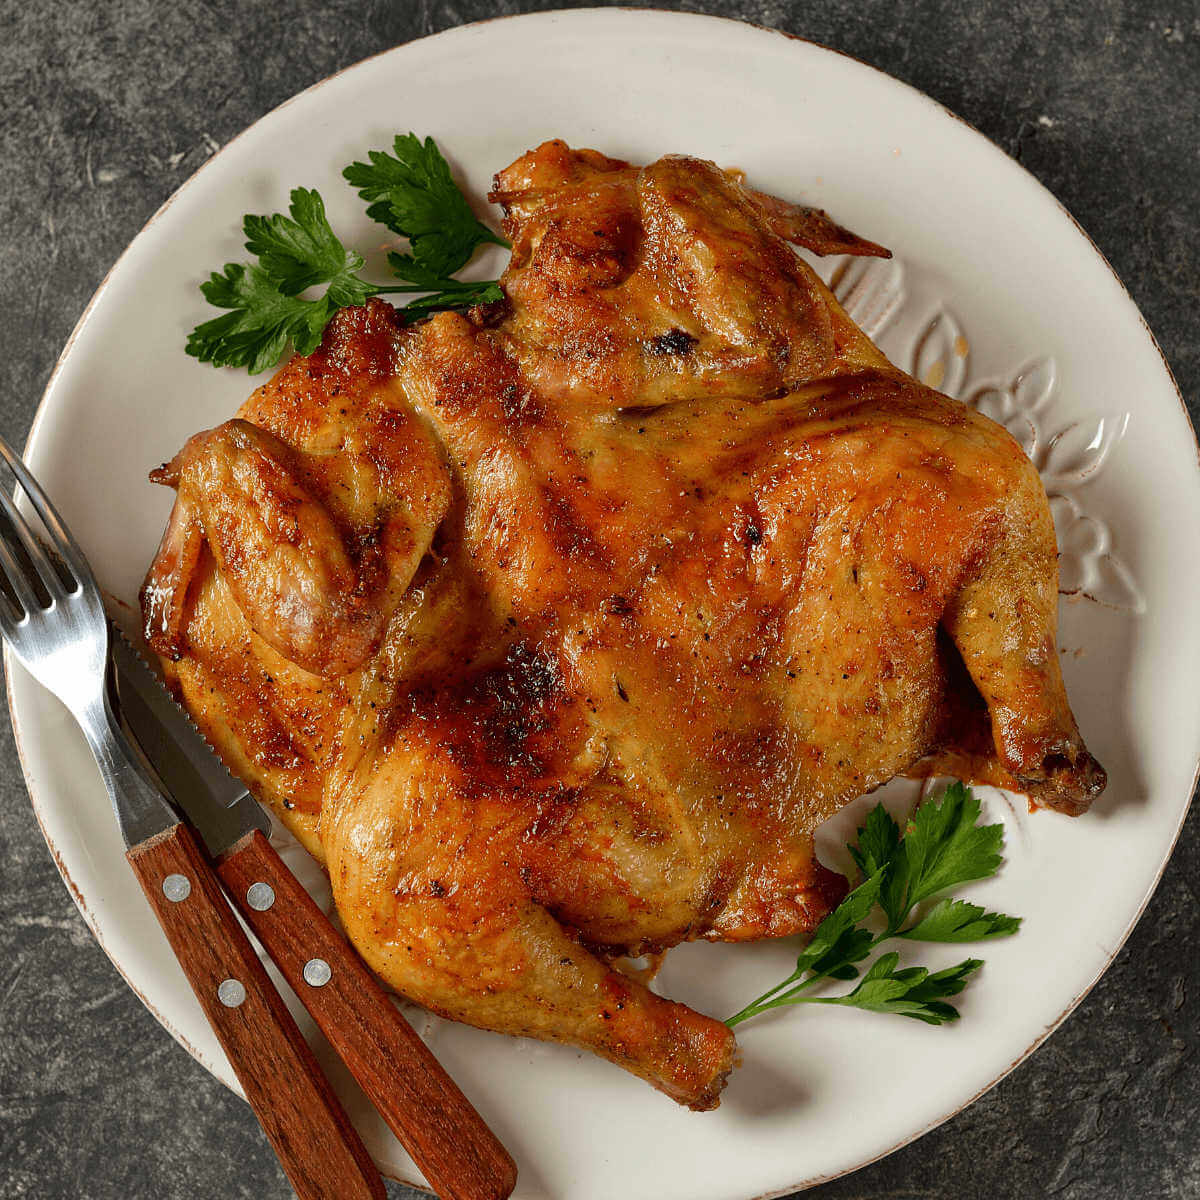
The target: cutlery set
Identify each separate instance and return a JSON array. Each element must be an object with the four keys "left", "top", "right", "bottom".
[{"left": 0, "top": 434, "right": 516, "bottom": 1200}]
